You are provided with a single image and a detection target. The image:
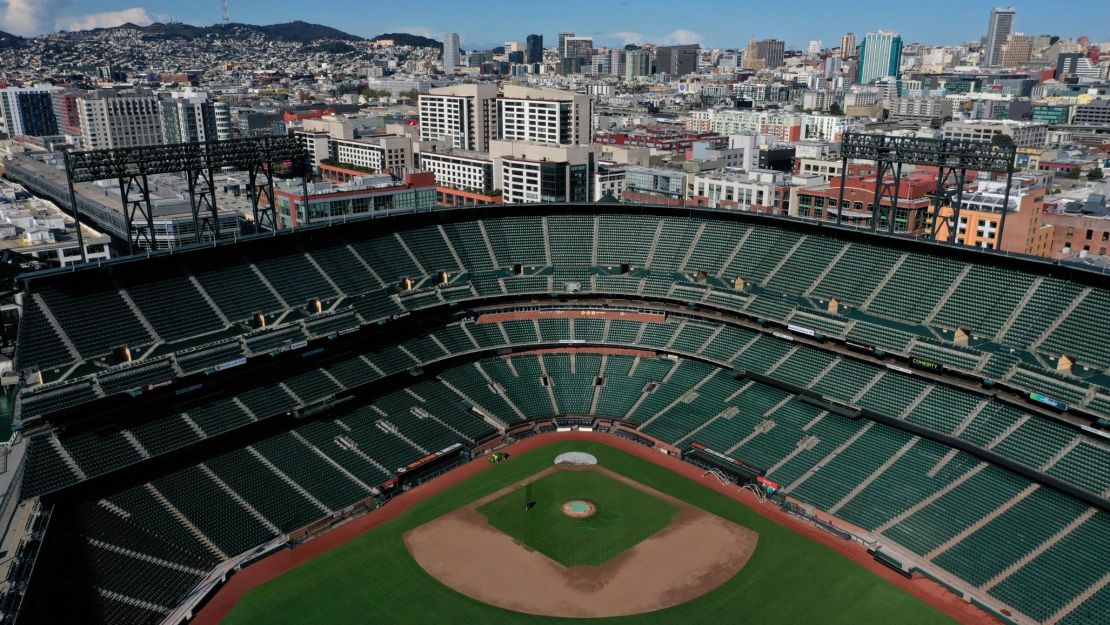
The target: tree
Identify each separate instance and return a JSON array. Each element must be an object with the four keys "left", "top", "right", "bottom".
[
  {"left": 1066, "top": 167, "right": 1082, "bottom": 180},
  {"left": 398, "top": 89, "right": 420, "bottom": 102},
  {"left": 990, "top": 134, "right": 1015, "bottom": 149},
  {"left": 828, "top": 101, "right": 843, "bottom": 116},
  {"left": 1089, "top": 168, "right": 1104, "bottom": 181}
]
